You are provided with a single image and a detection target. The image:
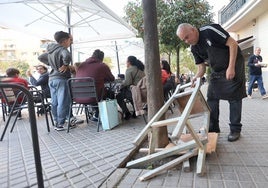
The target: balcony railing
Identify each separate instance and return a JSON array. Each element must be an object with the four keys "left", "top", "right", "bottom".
[{"left": 219, "top": 0, "right": 248, "bottom": 25}]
